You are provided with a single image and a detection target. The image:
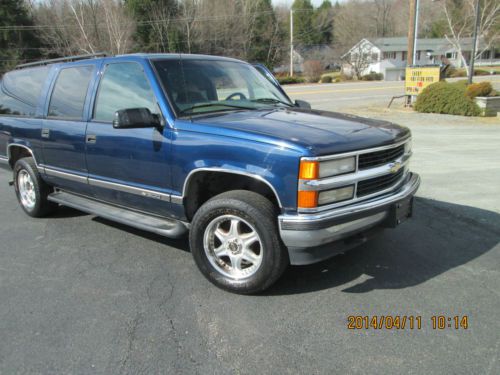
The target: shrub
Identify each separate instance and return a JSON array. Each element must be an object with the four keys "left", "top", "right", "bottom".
[
  {"left": 361, "top": 71, "right": 384, "bottom": 81},
  {"left": 414, "top": 81, "right": 480, "bottom": 116},
  {"left": 303, "top": 60, "right": 323, "bottom": 83},
  {"left": 465, "top": 81, "right": 493, "bottom": 98},
  {"left": 320, "top": 75, "right": 333, "bottom": 83},
  {"left": 334, "top": 73, "right": 352, "bottom": 83},
  {"left": 473, "top": 69, "right": 490, "bottom": 76},
  {"left": 445, "top": 66, "right": 457, "bottom": 78},
  {"left": 277, "top": 76, "right": 305, "bottom": 85},
  {"left": 448, "top": 67, "right": 491, "bottom": 78}
]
